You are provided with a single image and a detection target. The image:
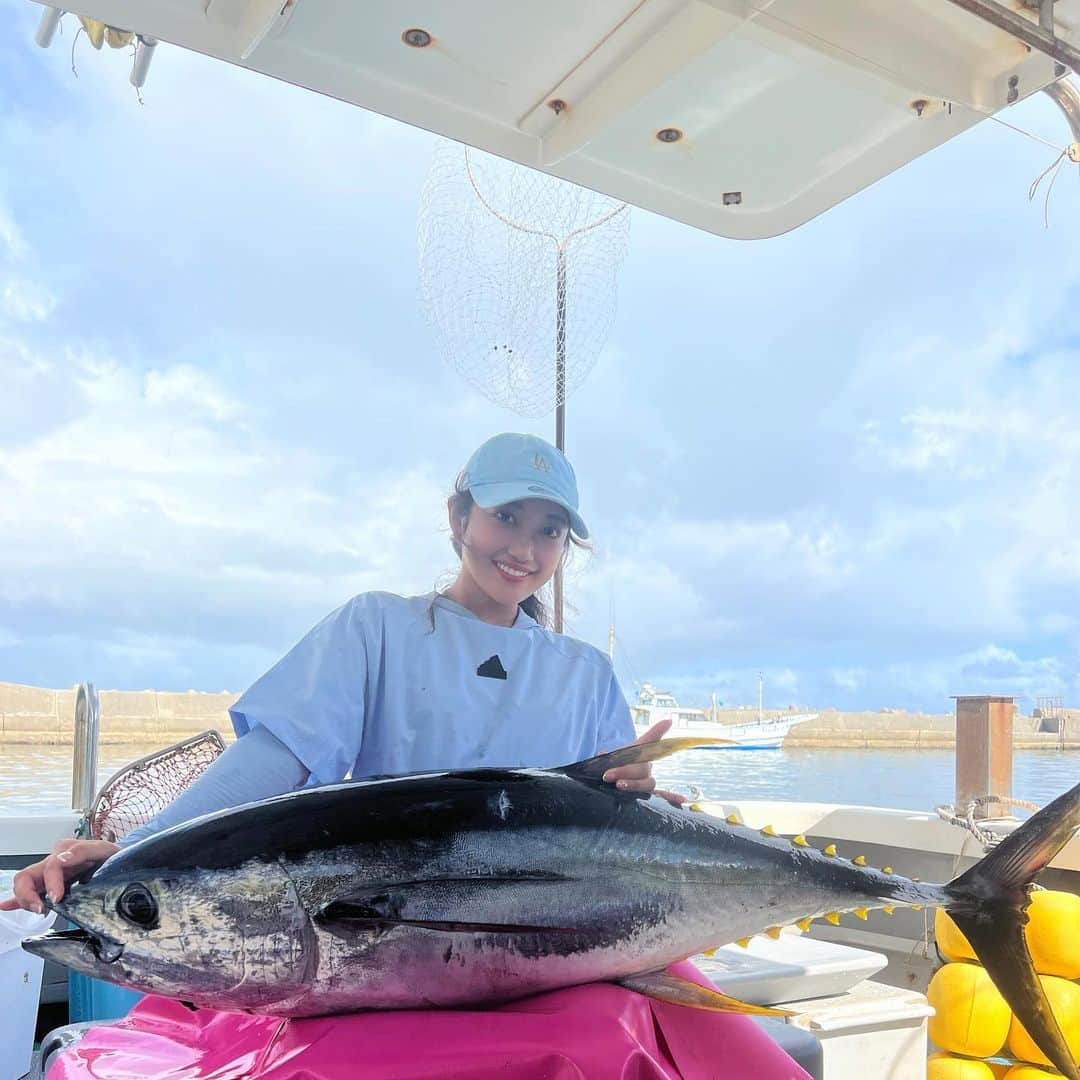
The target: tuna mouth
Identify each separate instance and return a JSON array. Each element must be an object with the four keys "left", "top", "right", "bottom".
[
  {"left": 24, "top": 901, "right": 125, "bottom": 965},
  {"left": 39, "top": 926, "right": 125, "bottom": 964}
]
